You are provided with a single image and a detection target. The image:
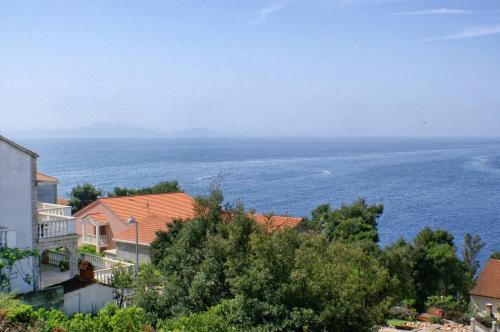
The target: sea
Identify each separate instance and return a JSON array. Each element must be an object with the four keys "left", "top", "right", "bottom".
[{"left": 20, "top": 137, "right": 500, "bottom": 264}]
